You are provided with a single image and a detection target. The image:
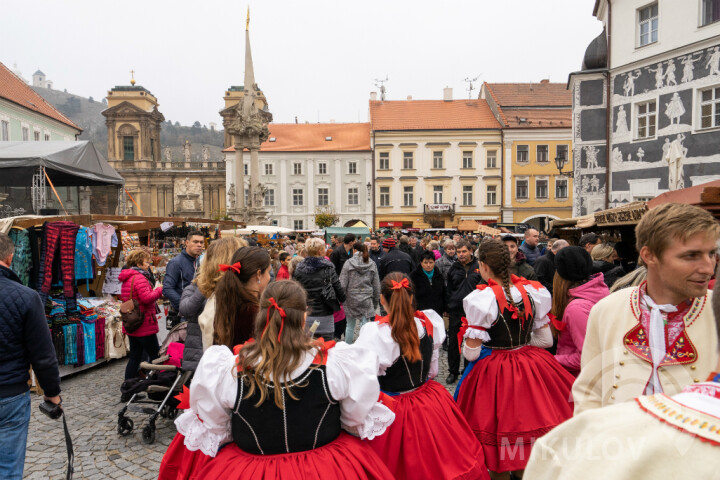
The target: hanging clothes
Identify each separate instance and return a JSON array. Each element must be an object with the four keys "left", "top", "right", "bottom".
[
  {"left": 37, "top": 221, "right": 80, "bottom": 311},
  {"left": 91, "top": 223, "right": 117, "bottom": 266},
  {"left": 75, "top": 226, "right": 94, "bottom": 282},
  {"left": 9, "top": 228, "right": 32, "bottom": 286}
]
